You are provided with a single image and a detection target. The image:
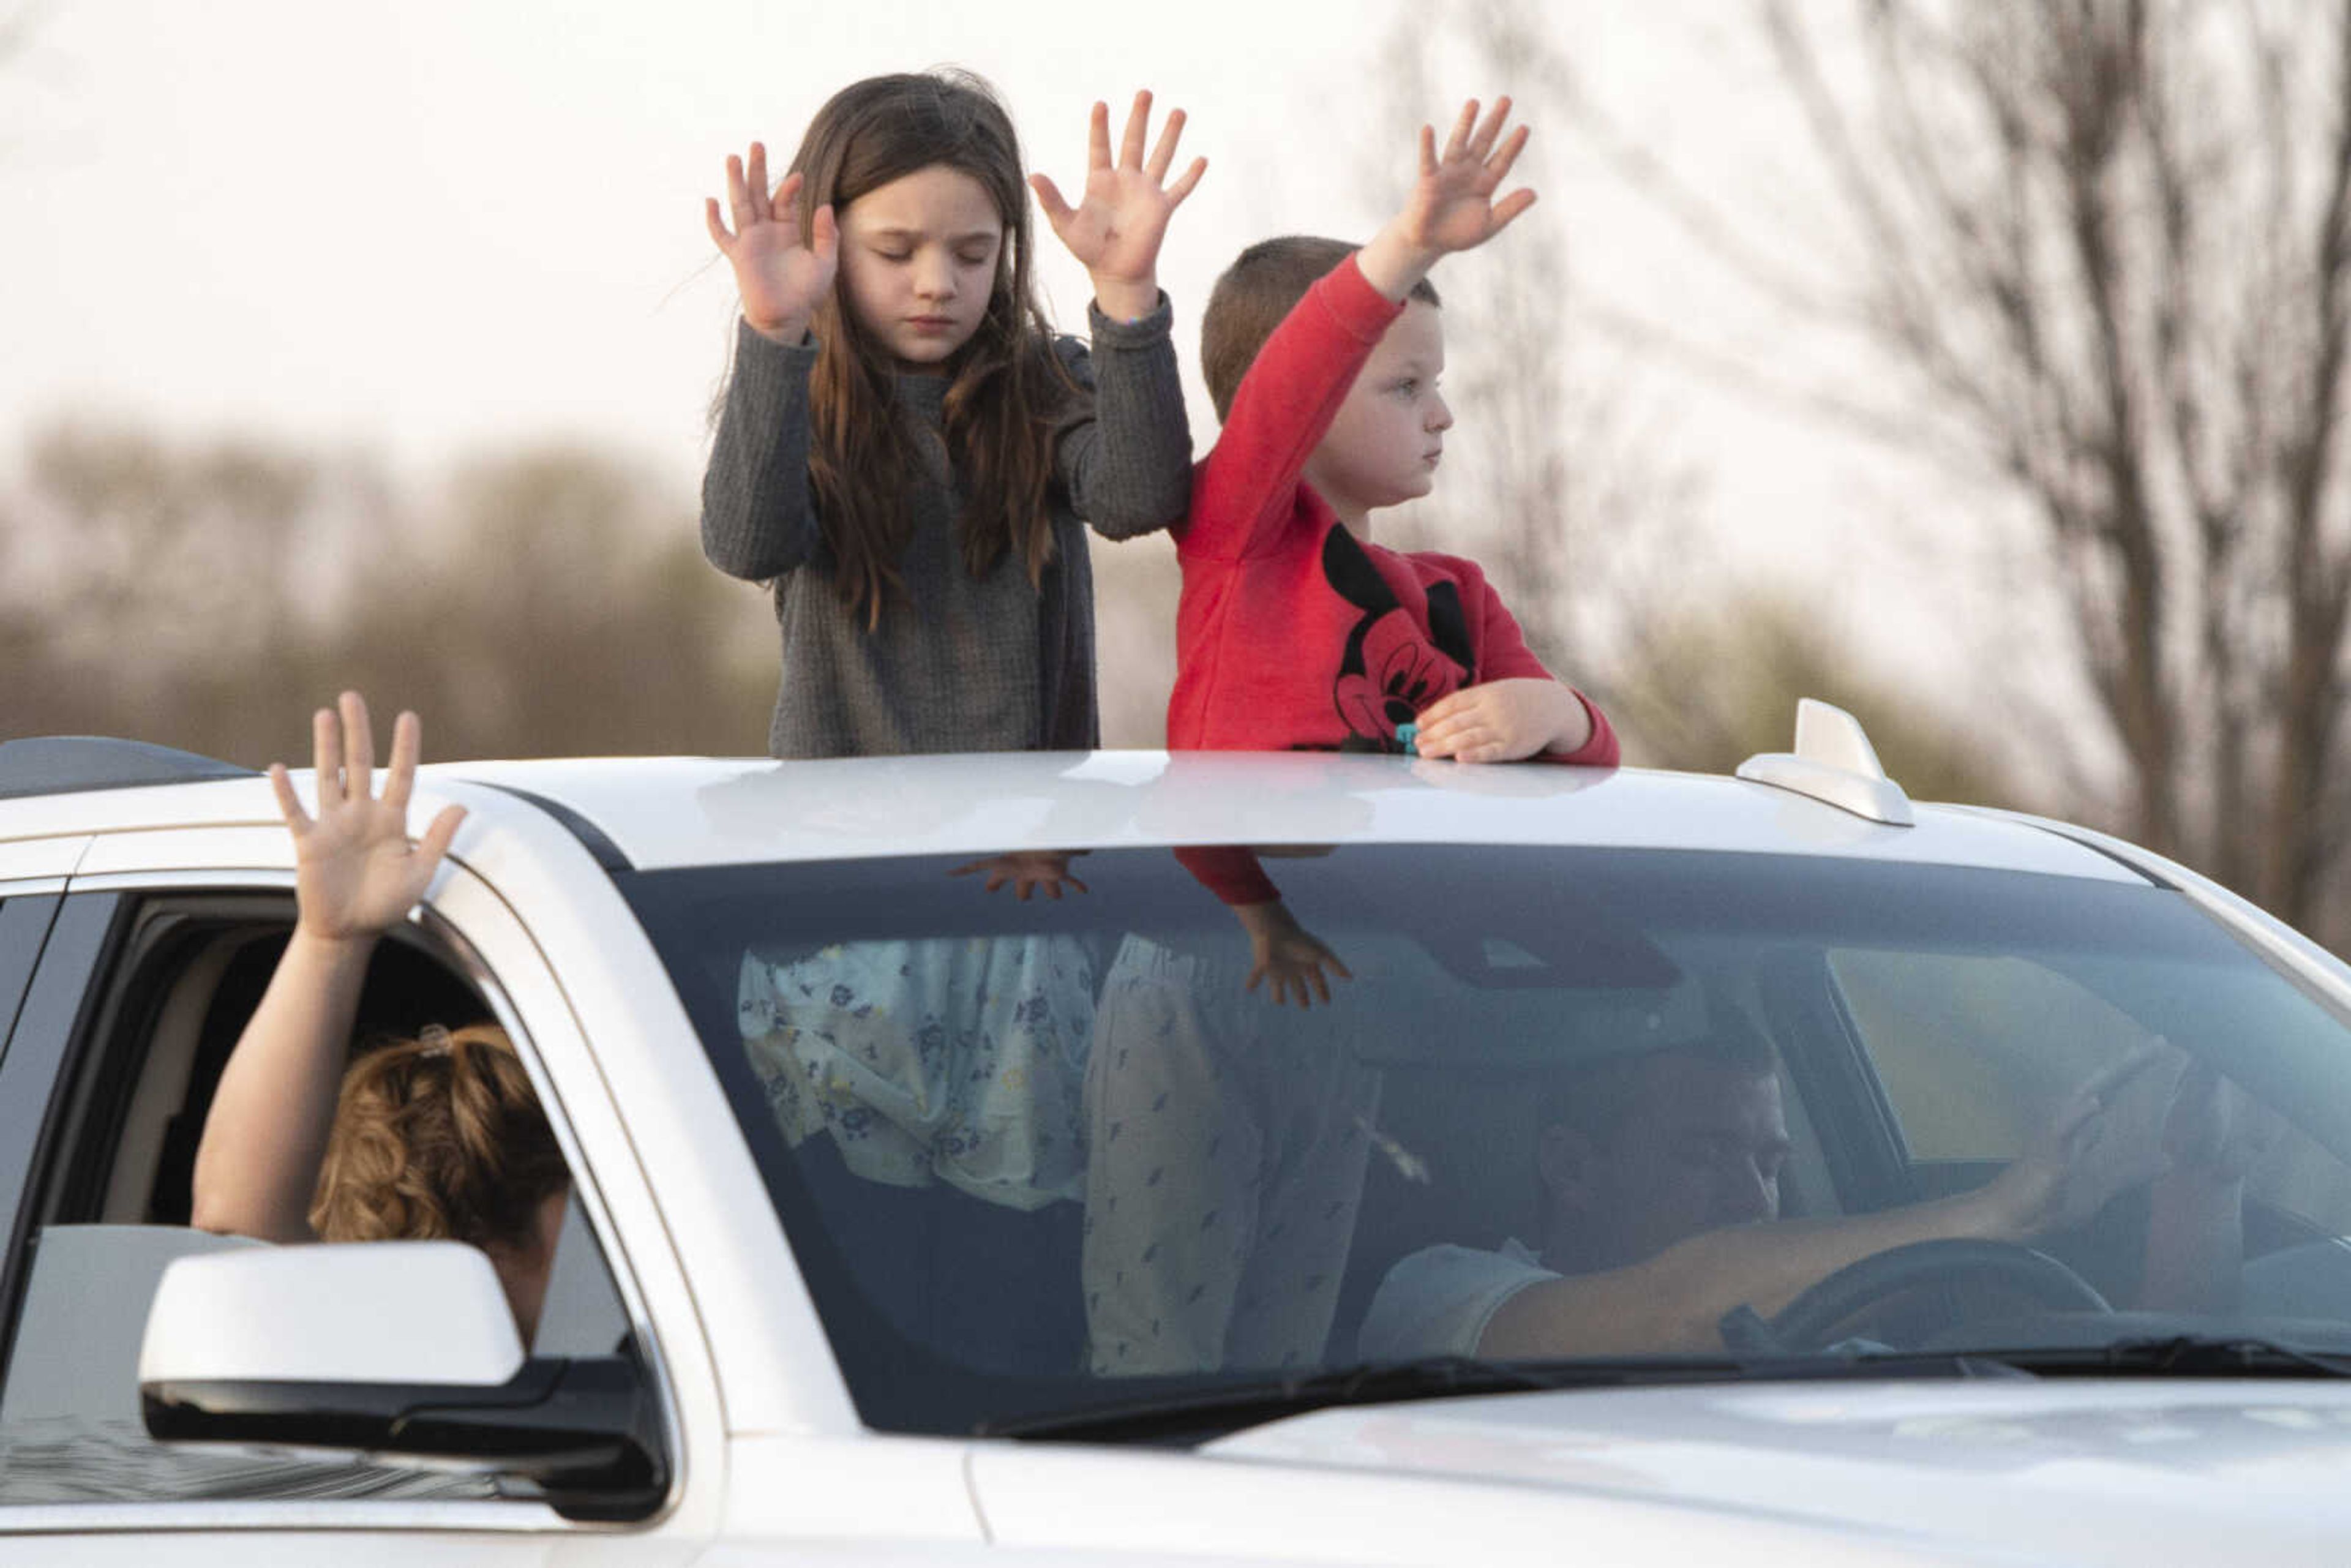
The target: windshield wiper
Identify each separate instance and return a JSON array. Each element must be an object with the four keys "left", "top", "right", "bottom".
[
  {"left": 981, "top": 1350, "right": 2030, "bottom": 1444},
  {"left": 1925, "top": 1334, "right": 2351, "bottom": 1380},
  {"left": 981, "top": 1356, "right": 1722, "bottom": 1443}
]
